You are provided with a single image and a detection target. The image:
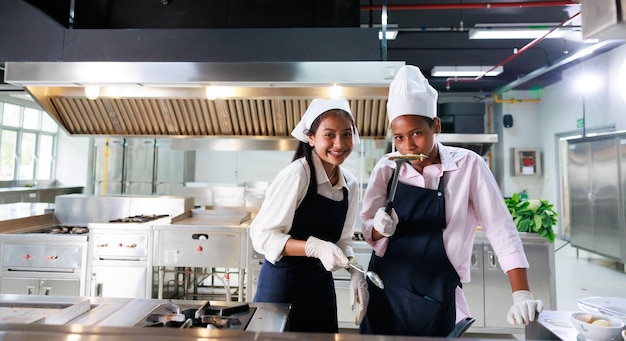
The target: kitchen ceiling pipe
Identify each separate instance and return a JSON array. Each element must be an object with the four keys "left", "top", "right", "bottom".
[
  {"left": 361, "top": 1, "right": 579, "bottom": 11},
  {"left": 445, "top": 11, "right": 580, "bottom": 90},
  {"left": 493, "top": 94, "right": 540, "bottom": 103}
]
